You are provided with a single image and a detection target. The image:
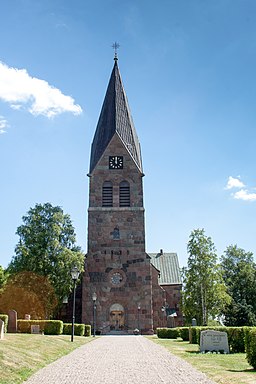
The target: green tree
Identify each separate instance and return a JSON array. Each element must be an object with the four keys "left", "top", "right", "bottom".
[
  {"left": 0, "top": 265, "right": 7, "bottom": 290},
  {"left": 8, "top": 203, "right": 84, "bottom": 307},
  {"left": 182, "top": 228, "right": 230, "bottom": 325},
  {"left": 220, "top": 245, "right": 256, "bottom": 326}
]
